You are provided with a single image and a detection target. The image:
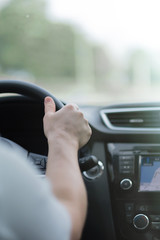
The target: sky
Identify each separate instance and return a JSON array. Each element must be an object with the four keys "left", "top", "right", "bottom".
[
  {"left": 0, "top": 0, "right": 9, "bottom": 7},
  {"left": 47, "top": 0, "right": 160, "bottom": 55},
  {"left": 1, "top": 0, "right": 160, "bottom": 54}
]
